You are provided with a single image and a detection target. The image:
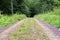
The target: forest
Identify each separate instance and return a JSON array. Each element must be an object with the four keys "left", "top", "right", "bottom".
[
  {"left": 0, "top": 0, "right": 60, "bottom": 28},
  {"left": 0, "top": 0, "right": 60, "bottom": 27},
  {"left": 0, "top": 0, "right": 60, "bottom": 16},
  {"left": 0, "top": 0, "right": 60, "bottom": 40}
]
